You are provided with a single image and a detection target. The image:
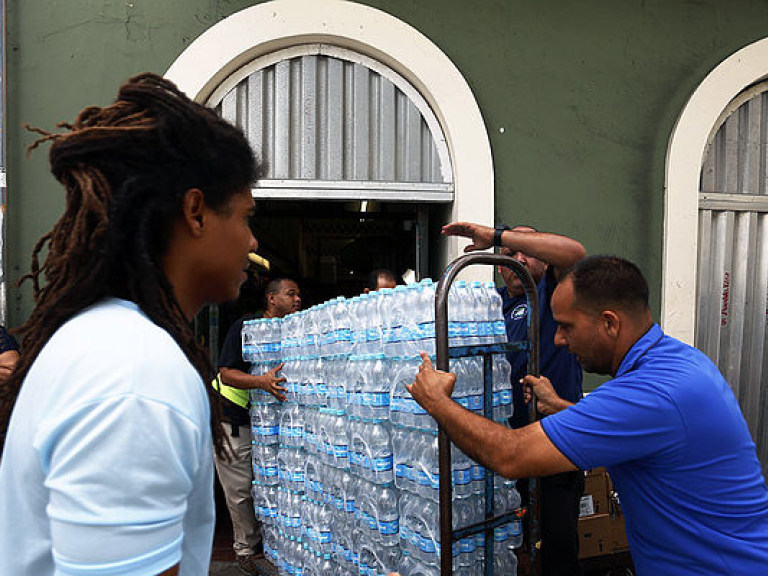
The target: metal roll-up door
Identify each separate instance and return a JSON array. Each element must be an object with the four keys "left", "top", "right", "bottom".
[
  {"left": 698, "top": 81, "right": 768, "bottom": 476},
  {"left": 209, "top": 44, "right": 454, "bottom": 204}
]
